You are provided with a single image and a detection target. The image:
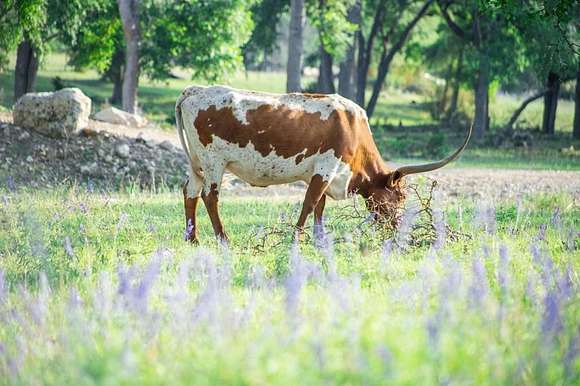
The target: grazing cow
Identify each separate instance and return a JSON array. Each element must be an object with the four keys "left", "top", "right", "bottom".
[{"left": 176, "top": 85, "right": 471, "bottom": 243}]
